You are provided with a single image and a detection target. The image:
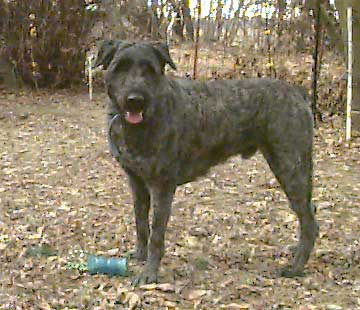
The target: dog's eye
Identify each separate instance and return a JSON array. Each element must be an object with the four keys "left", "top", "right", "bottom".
[
  {"left": 114, "top": 59, "right": 131, "bottom": 73},
  {"left": 138, "top": 60, "right": 157, "bottom": 76},
  {"left": 142, "top": 64, "right": 156, "bottom": 76}
]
